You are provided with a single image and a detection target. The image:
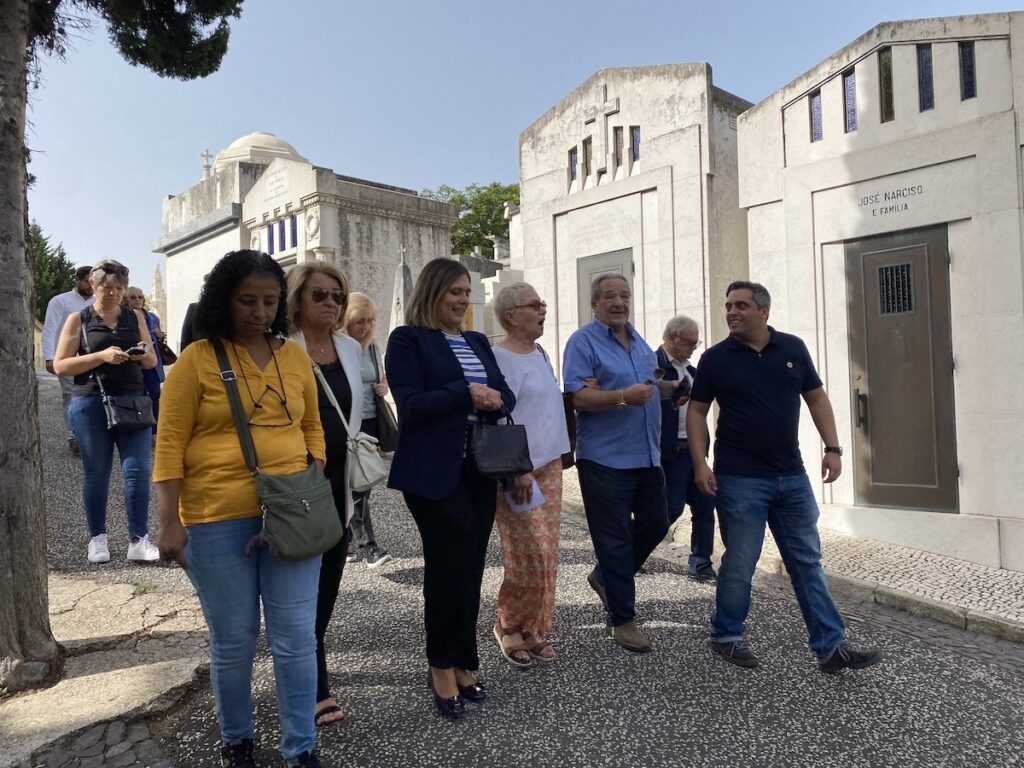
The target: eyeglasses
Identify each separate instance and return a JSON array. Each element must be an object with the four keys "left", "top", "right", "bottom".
[
  {"left": 247, "top": 384, "right": 295, "bottom": 428},
  {"left": 513, "top": 300, "right": 547, "bottom": 312},
  {"left": 678, "top": 337, "right": 702, "bottom": 348},
  {"left": 127, "top": 295, "right": 145, "bottom": 301},
  {"left": 311, "top": 288, "right": 346, "bottom": 304}
]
